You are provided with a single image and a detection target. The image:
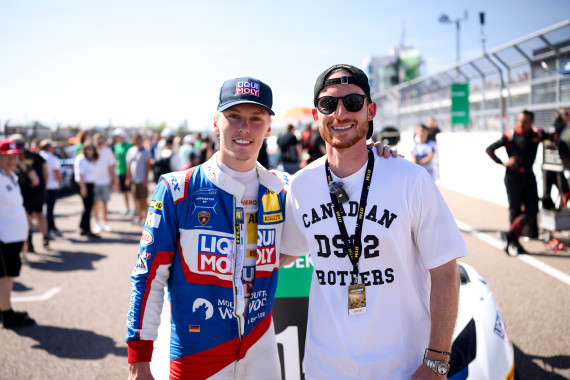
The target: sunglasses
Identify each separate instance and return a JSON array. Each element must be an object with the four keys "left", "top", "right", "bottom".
[{"left": 316, "top": 94, "right": 368, "bottom": 115}]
